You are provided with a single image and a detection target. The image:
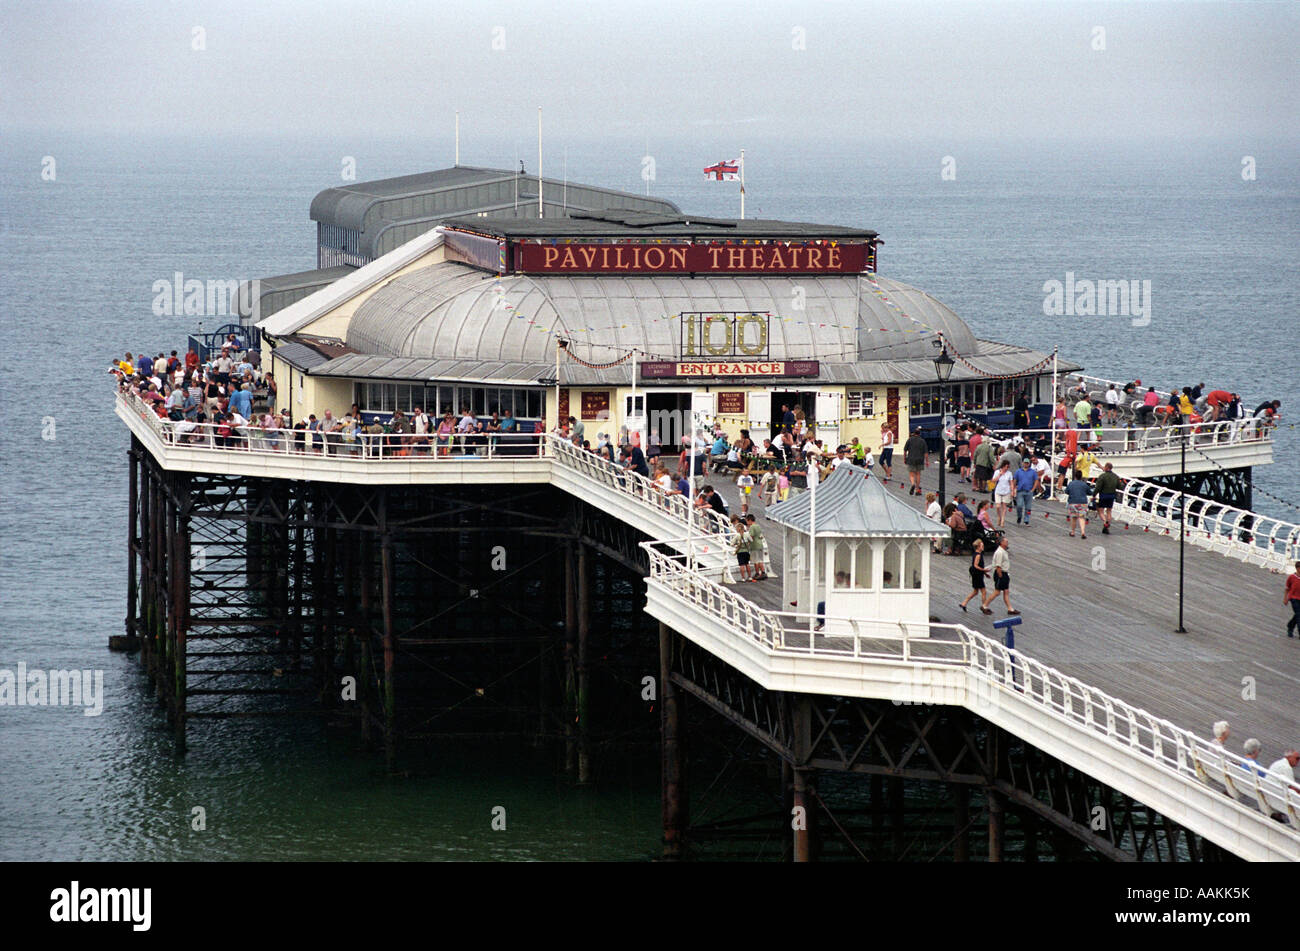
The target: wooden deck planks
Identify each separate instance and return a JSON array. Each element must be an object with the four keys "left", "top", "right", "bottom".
[{"left": 703, "top": 461, "right": 1299, "bottom": 760}]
